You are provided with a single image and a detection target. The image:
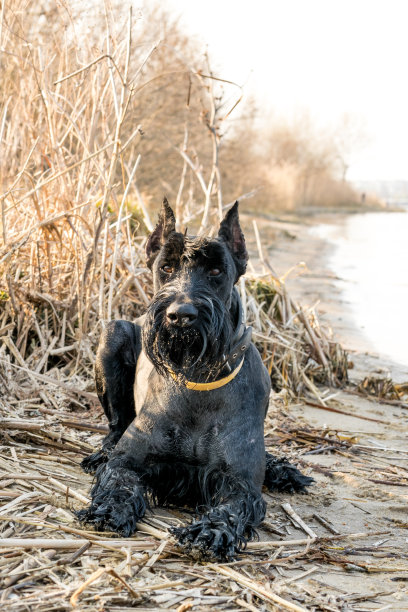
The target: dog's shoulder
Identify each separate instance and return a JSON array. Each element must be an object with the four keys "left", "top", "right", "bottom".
[
  {"left": 244, "top": 342, "right": 272, "bottom": 413},
  {"left": 97, "top": 318, "right": 144, "bottom": 367},
  {"left": 247, "top": 343, "right": 271, "bottom": 384}
]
